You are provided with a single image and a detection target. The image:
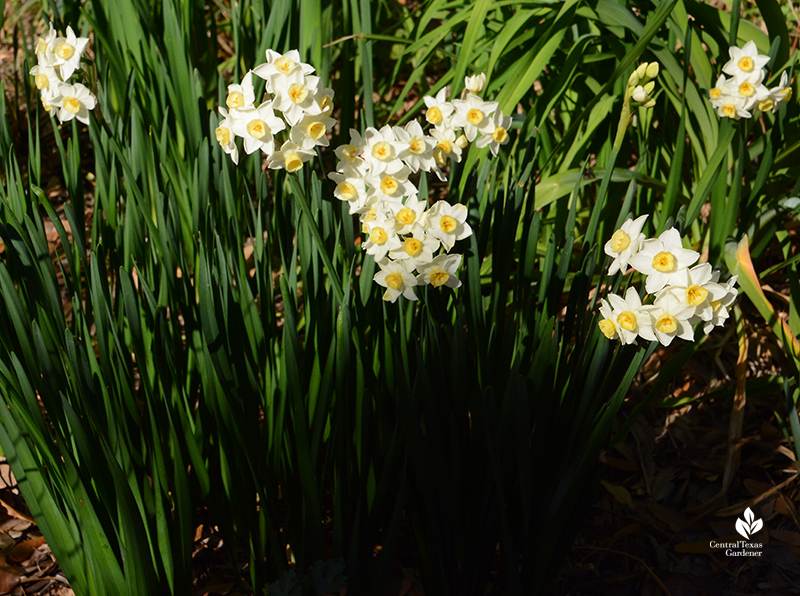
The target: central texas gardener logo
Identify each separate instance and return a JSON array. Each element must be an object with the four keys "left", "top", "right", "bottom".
[{"left": 735, "top": 507, "right": 763, "bottom": 540}]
